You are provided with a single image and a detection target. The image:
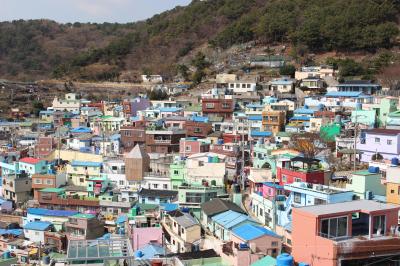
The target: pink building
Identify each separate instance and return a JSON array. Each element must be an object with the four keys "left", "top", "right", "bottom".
[
  {"left": 292, "top": 200, "right": 400, "bottom": 266},
  {"left": 179, "top": 138, "right": 210, "bottom": 156},
  {"left": 130, "top": 227, "right": 163, "bottom": 251},
  {"left": 261, "top": 182, "right": 284, "bottom": 199}
]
